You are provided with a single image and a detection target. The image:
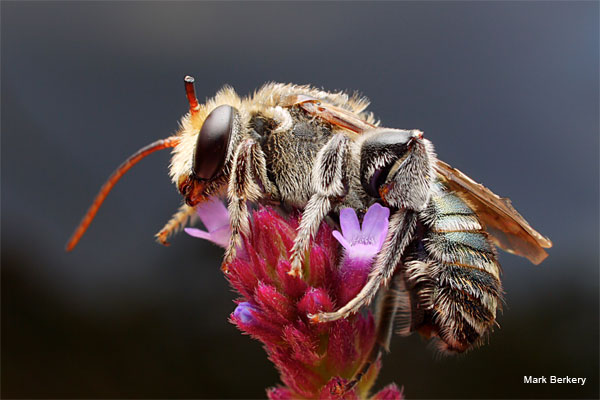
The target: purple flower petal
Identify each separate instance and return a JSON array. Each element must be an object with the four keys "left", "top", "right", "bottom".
[
  {"left": 333, "top": 203, "right": 390, "bottom": 260},
  {"left": 233, "top": 302, "right": 258, "bottom": 325},
  {"left": 207, "top": 226, "right": 231, "bottom": 248},
  {"left": 361, "top": 203, "right": 390, "bottom": 248},
  {"left": 185, "top": 196, "right": 232, "bottom": 248},
  {"left": 338, "top": 207, "right": 360, "bottom": 242},
  {"left": 331, "top": 230, "right": 351, "bottom": 251},
  {"left": 184, "top": 227, "right": 212, "bottom": 240},
  {"left": 184, "top": 226, "right": 230, "bottom": 248},
  {"left": 196, "top": 196, "right": 230, "bottom": 232}
]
